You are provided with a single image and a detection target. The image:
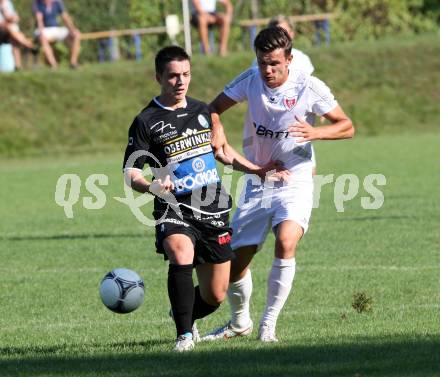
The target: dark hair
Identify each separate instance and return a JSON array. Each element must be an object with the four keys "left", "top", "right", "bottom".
[
  {"left": 155, "top": 46, "right": 190, "bottom": 75},
  {"left": 254, "top": 27, "right": 292, "bottom": 57}
]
